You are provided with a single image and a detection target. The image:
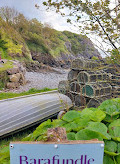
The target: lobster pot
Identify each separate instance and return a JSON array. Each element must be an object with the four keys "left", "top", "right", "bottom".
[
  {"left": 68, "top": 70, "right": 80, "bottom": 82},
  {"left": 109, "top": 74, "right": 120, "bottom": 86},
  {"left": 111, "top": 81, "right": 120, "bottom": 86},
  {"left": 69, "top": 81, "right": 82, "bottom": 93},
  {"left": 112, "top": 86, "right": 120, "bottom": 96},
  {"left": 75, "top": 95, "right": 86, "bottom": 107},
  {"left": 71, "top": 58, "right": 99, "bottom": 70},
  {"left": 109, "top": 74, "right": 120, "bottom": 81},
  {"left": 103, "top": 67, "right": 118, "bottom": 74},
  {"left": 66, "top": 92, "right": 77, "bottom": 104},
  {"left": 77, "top": 70, "right": 109, "bottom": 84},
  {"left": 58, "top": 80, "right": 69, "bottom": 95},
  {"left": 87, "top": 96, "right": 112, "bottom": 108},
  {"left": 82, "top": 82, "right": 112, "bottom": 98}
]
